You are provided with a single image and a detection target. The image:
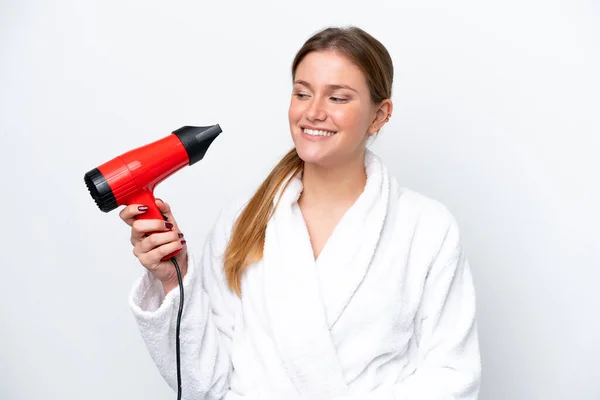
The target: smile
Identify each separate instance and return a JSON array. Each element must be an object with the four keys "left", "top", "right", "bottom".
[{"left": 302, "top": 128, "right": 337, "bottom": 137}]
